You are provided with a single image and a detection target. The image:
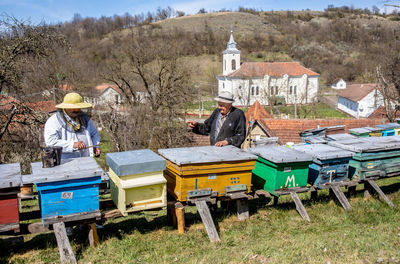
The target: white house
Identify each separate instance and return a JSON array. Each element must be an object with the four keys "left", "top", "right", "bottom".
[
  {"left": 331, "top": 78, "right": 347, "bottom": 89},
  {"left": 84, "top": 83, "right": 122, "bottom": 106},
  {"left": 337, "top": 83, "right": 383, "bottom": 118},
  {"left": 217, "top": 30, "right": 320, "bottom": 106}
]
